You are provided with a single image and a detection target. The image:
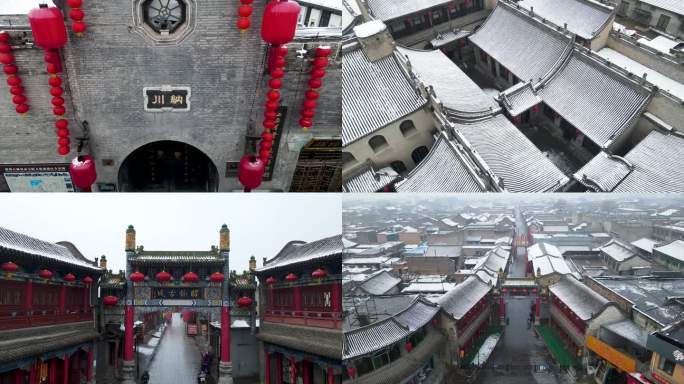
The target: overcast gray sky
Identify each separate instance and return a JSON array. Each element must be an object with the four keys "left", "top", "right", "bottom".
[{"left": 0, "top": 194, "right": 341, "bottom": 273}]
